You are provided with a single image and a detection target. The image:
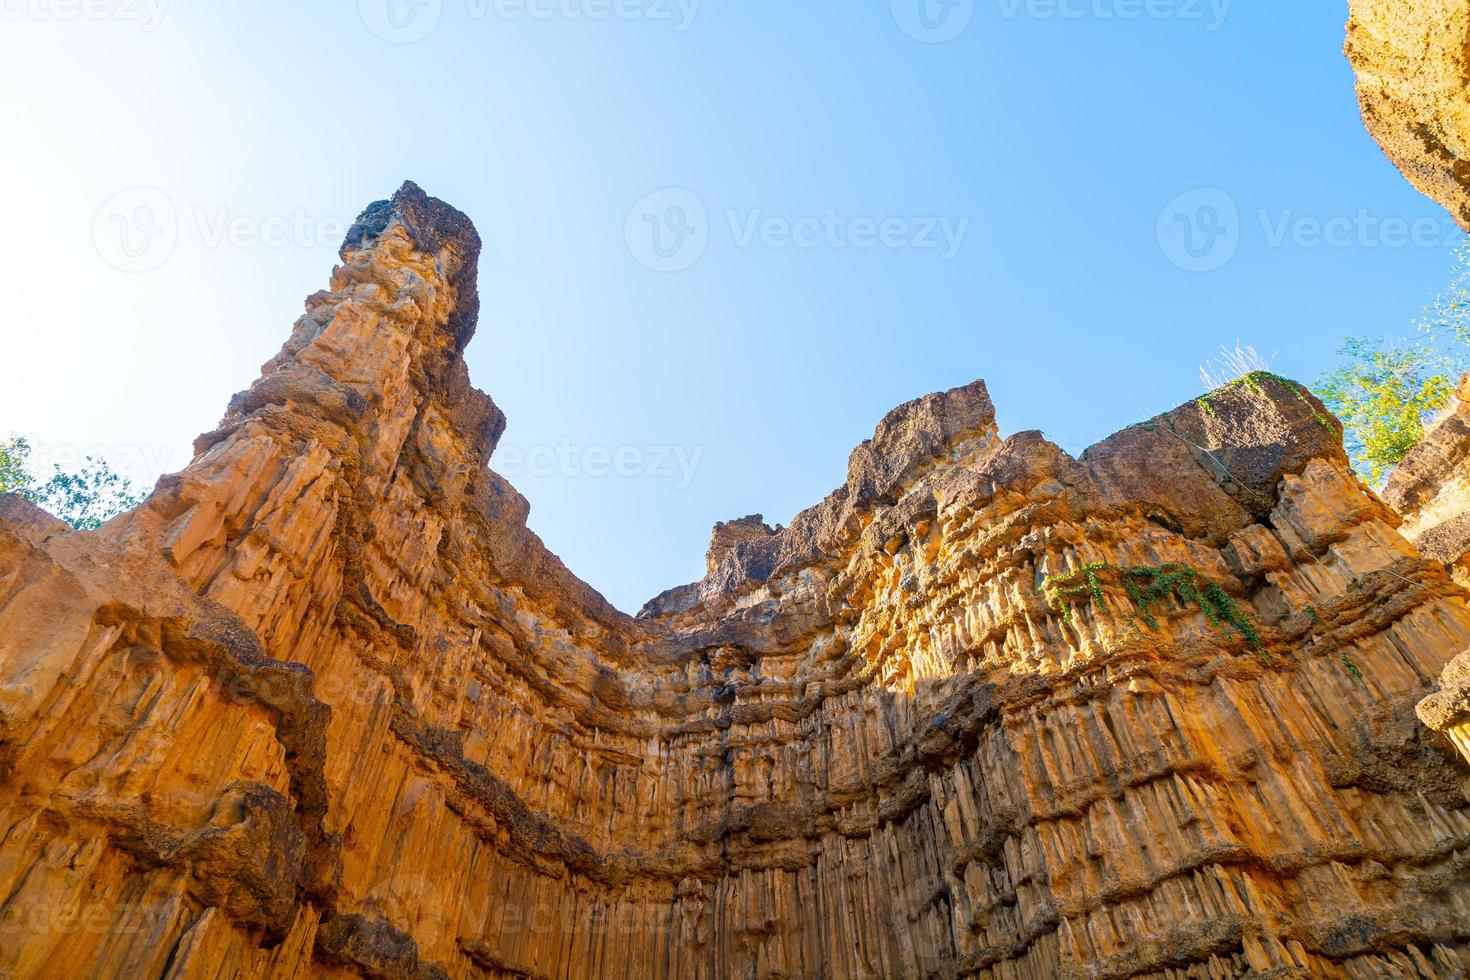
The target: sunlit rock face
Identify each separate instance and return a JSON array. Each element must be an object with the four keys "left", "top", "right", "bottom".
[
  {"left": 2, "top": 183, "right": 1470, "bottom": 980},
  {"left": 1385, "top": 374, "right": 1470, "bottom": 790},
  {"left": 1386, "top": 375, "right": 1470, "bottom": 586},
  {"left": 1349, "top": 0, "right": 1470, "bottom": 825},
  {"left": 1346, "top": 0, "right": 1470, "bottom": 230}
]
